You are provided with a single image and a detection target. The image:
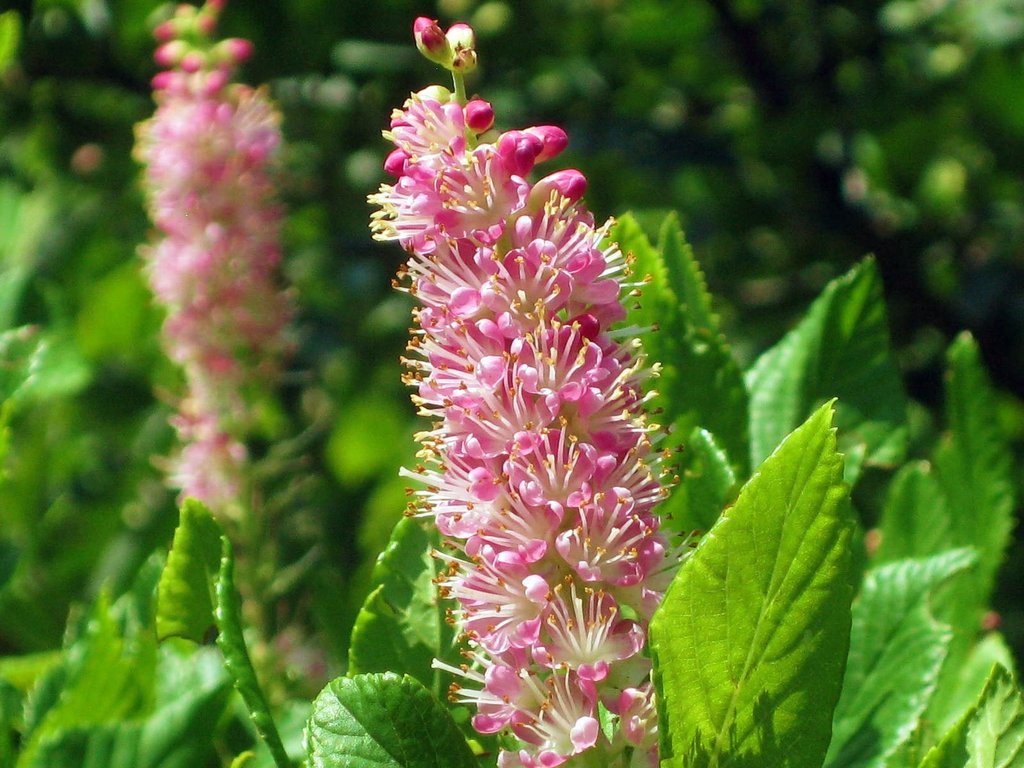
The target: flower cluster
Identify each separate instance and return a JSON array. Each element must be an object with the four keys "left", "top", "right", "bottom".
[
  {"left": 135, "top": 0, "right": 291, "bottom": 511},
  {"left": 371, "top": 19, "right": 681, "bottom": 768}
]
